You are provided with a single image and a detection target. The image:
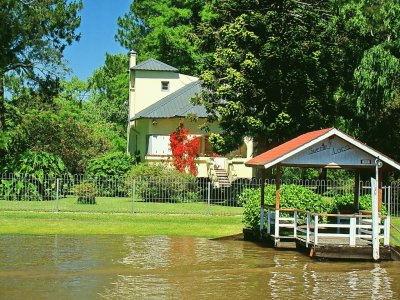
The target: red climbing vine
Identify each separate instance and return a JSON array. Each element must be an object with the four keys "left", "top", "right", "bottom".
[{"left": 169, "top": 123, "right": 200, "bottom": 176}]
